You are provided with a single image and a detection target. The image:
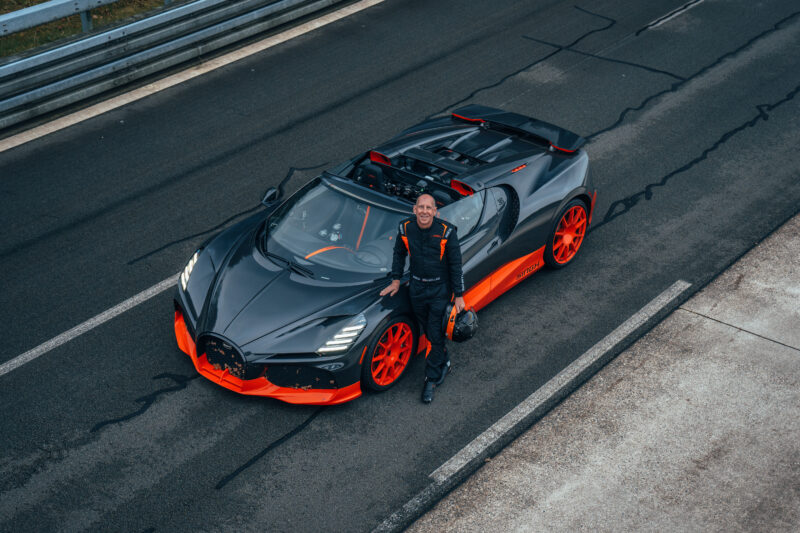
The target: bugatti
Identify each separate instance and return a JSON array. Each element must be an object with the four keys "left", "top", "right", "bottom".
[{"left": 173, "top": 105, "right": 596, "bottom": 404}]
